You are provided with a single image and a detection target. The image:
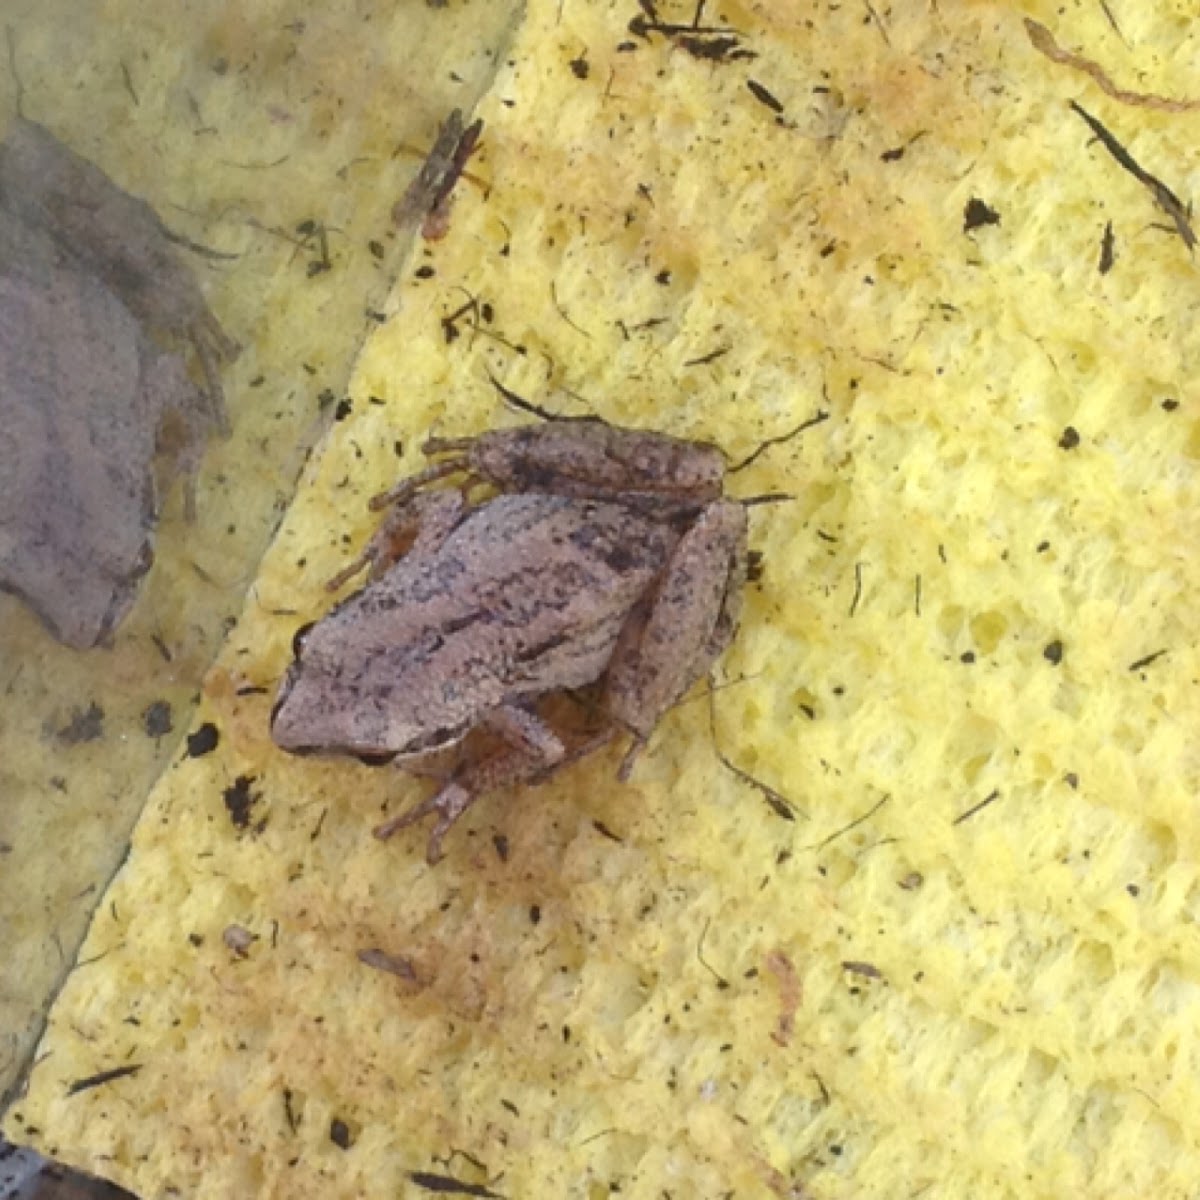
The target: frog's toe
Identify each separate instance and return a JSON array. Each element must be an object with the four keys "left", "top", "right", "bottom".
[
  {"left": 374, "top": 782, "right": 475, "bottom": 865},
  {"left": 617, "top": 736, "right": 646, "bottom": 782},
  {"left": 373, "top": 793, "right": 437, "bottom": 841}
]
